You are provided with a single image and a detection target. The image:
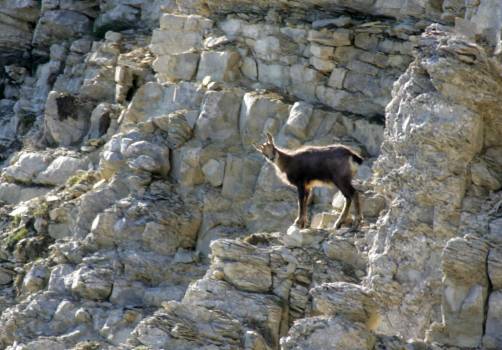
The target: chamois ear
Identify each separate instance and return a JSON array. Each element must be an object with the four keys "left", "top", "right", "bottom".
[{"left": 266, "top": 132, "right": 275, "bottom": 144}]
